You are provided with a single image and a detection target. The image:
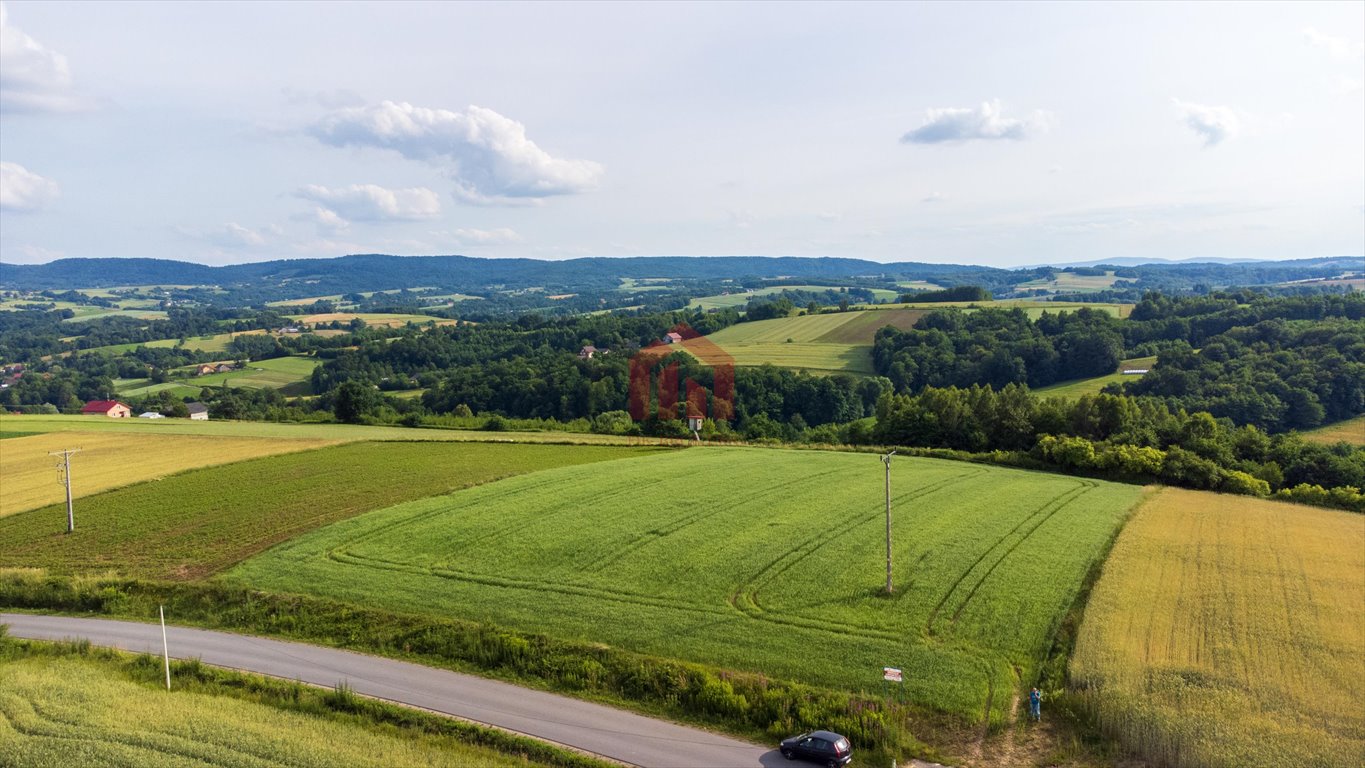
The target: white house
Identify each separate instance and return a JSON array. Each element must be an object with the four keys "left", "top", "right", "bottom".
[{"left": 186, "top": 402, "right": 210, "bottom": 420}]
